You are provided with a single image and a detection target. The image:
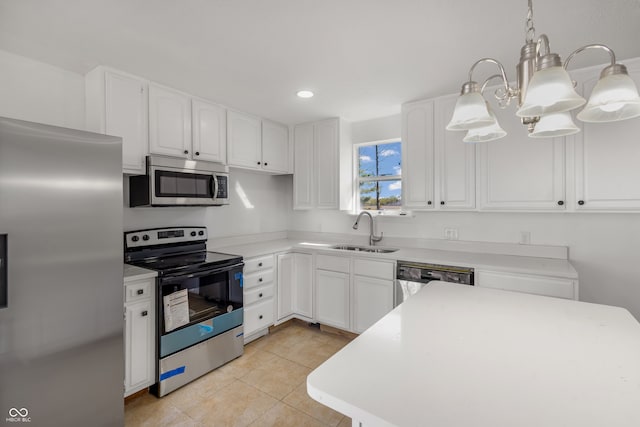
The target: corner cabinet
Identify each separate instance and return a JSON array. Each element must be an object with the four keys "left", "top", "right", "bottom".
[
  {"left": 85, "top": 67, "right": 148, "bottom": 174},
  {"left": 124, "top": 276, "right": 155, "bottom": 397},
  {"left": 277, "top": 252, "right": 313, "bottom": 322},
  {"left": 293, "top": 118, "right": 352, "bottom": 210},
  {"left": 572, "top": 62, "right": 640, "bottom": 211}
]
